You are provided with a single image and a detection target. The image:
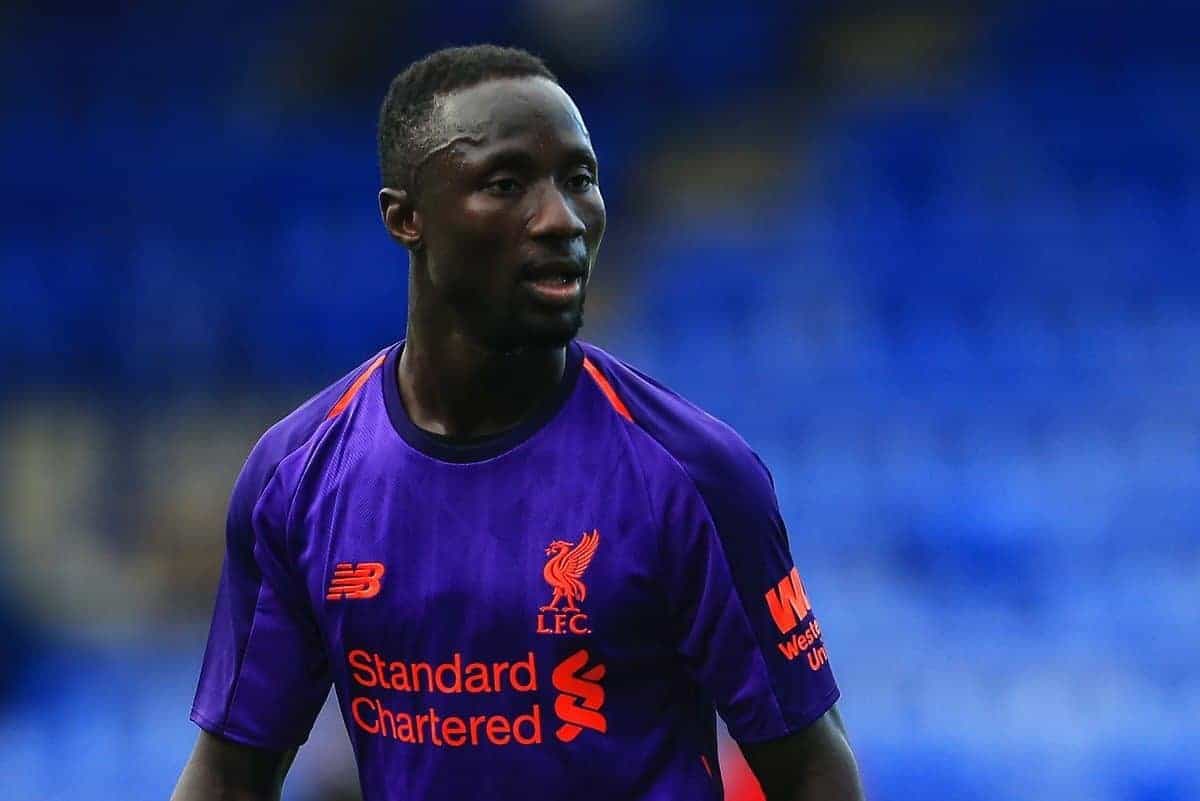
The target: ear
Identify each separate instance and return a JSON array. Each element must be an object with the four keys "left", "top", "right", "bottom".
[{"left": 379, "top": 187, "right": 423, "bottom": 251}]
